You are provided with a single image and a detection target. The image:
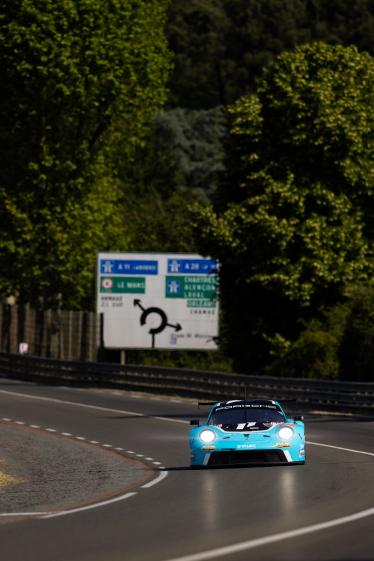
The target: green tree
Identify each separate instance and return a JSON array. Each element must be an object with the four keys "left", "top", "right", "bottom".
[
  {"left": 338, "top": 286, "right": 374, "bottom": 381},
  {"left": 0, "top": 0, "right": 171, "bottom": 307},
  {"left": 167, "top": 0, "right": 229, "bottom": 108},
  {"left": 195, "top": 43, "right": 374, "bottom": 372},
  {"left": 271, "top": 285, "right": 374, "bottom": 382},
  {"left": 167, "top": 0, "right": 374, "bottom": 109},
  {"left": 115, "top": 106, "right": 227, "bottom": 255},
  {"left": 152, "top": 108, "right": 227, "bottom": 199},
  {"left": 269, "top": 327, "right": 340, "bottom": 380}
]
